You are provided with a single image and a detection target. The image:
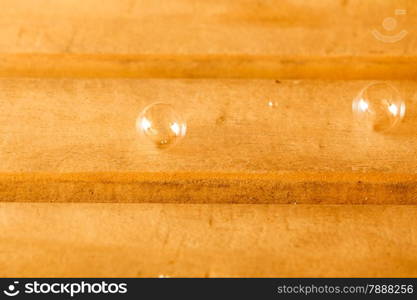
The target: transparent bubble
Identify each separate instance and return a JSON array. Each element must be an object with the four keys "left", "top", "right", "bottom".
[
  {"left": 136, "top": 103, "right": 186, "bottom": 149},
  {"left": 267, "top": 100, "right": 278, "bottom": 108},
  {"left": 352, "top": 82, "right": 405, "bottom": 132}
]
